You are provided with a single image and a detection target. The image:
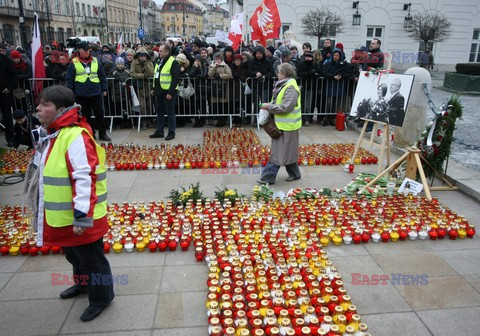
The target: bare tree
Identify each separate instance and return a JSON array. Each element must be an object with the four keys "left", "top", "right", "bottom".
[
  {"left": 301, "top": 8, "right": 344, "bottom": 48},
  {"left": 406, "top": 12, "right": 451, "bottom": 47}
]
